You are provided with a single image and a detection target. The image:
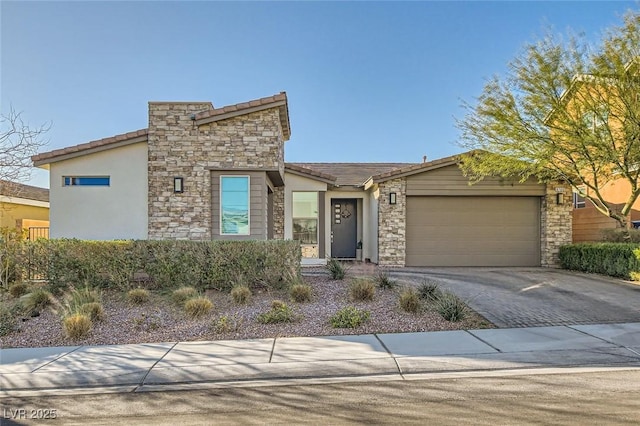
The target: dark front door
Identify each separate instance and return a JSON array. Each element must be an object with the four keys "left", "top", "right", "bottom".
[{"left": 331, "top": 199, "right": 357, "bottom": 258}]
